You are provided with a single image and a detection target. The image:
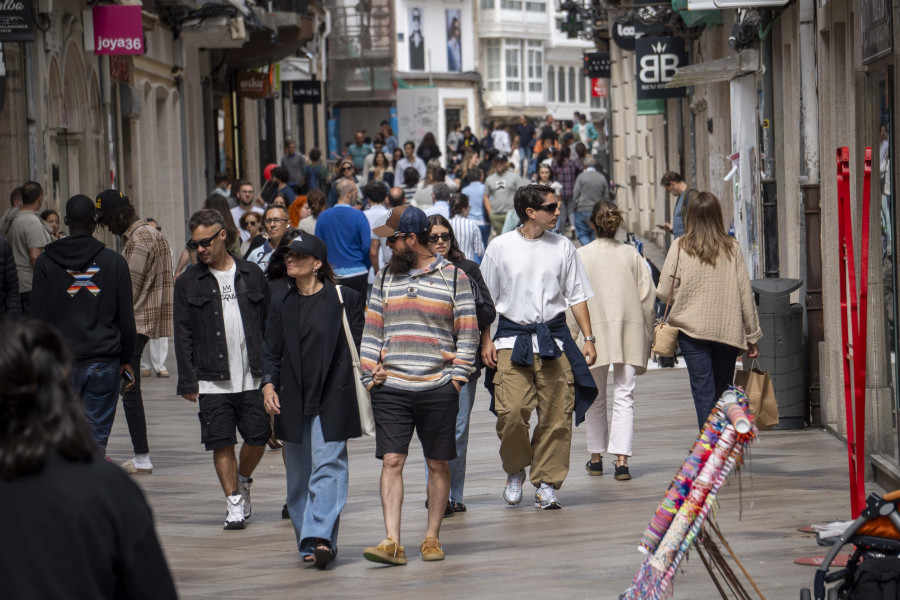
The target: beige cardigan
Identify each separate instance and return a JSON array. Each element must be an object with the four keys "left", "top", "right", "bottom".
[
  {"left": 656, "top": 238, "right": 763, "bottom": 350},
  {"left": 567, "top": 238, "right": 656, "bottom": 373}
]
